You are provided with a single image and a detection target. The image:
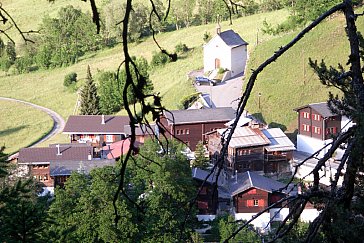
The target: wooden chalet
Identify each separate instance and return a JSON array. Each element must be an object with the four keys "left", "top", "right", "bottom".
[
  {"left": 230, "top": 171, "right": 288, "bottom": 214},
  {"left": 18, "top": 144, "right": 93, "bottom": 188},
  {"left": 294, "top": 102, "right": 354, "bottom": 157},
  {"left": 63, "top": 115, "right": 130, "bottom": 149},
  {"left": 192, "top": 168, "right": 223, "bottom": 215},
  {"left": 161, "top": 107, "right": 236, "bottom": 150},
  {"left": 207, "top": 127, "right": 295, "bottom": 174}
]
